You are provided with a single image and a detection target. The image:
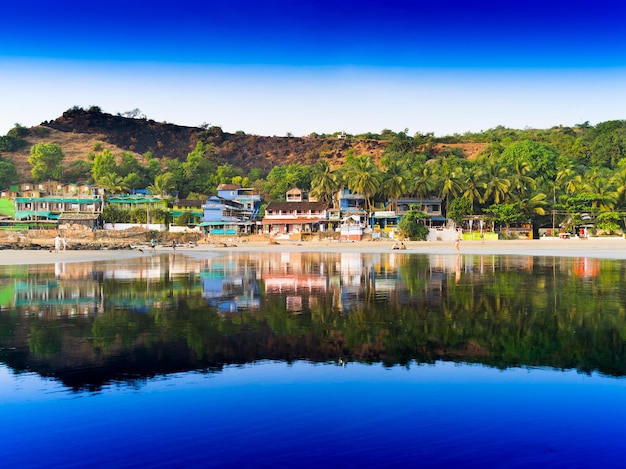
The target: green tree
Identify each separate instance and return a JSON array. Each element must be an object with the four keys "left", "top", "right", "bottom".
[
  {"left": 263, "top": 164, "right": 314, "bottom": 201},
  {"left": 64, "top": 159, "right": 93, "bottom": 183},
  {"left": 409, "top": 163, "right": 435, "bottom": 199},
  {"left": 342, "top": 154, "right": 381, "bottom": 211},
  {"left": 448, "top": 197, "right": 472, "bottom": 226},
  {"left": 97, "top": 172, "right": 128, "bottom": 194},
  {"left": 28, "top": 143, "right": 65, "bottom": 181},
  {"left": 482, "top": 159, "right": 511, "bottom": 205},
  {"left": 461, "top": 165, "right": 486, "bottom": 212},
  {"left": 484, "top": 203, "right": 526, "bottom": 228},
  {"left": 381, "top": 157, "right": 409, "bottom": 211},
  {"left": 182, "top": 142, "right": 217, "bottom": 194},
  {"left": 398, "top": 207, "right": 430, "bottom": 240},
  {"left": 595, "top": 211, "right": 620, "bottom": 234},
  {"left": 0, "top": 157, "right": 18, "bottom": 188},
  {"left": 310, "top": 159, "right": 339, "bottom": 205},
  {"left": 91, "top": 149, "right": 118, "bottom": 183},
  {"left": 148, "top": 172, "right": 176, "bottom": 198},
  {"left": 101, "top": 204, "right": 128, "bottom": 223},
  {"left": 499, "top": 139, "right": 560, "bottom": 180}
]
